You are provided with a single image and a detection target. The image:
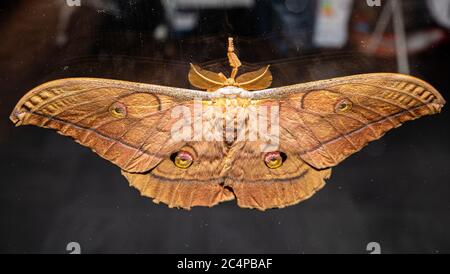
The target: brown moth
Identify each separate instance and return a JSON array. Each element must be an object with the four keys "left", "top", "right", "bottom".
[{"left": 10, "top": 38, "right": 445, "bottom": 210}]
